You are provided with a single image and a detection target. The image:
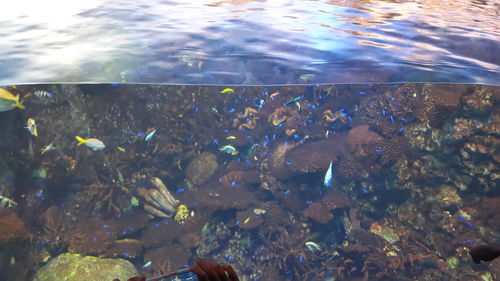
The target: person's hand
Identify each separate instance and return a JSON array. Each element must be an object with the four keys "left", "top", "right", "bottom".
[{"left": 189, "top": 256, "right": 240, "bottom": 281}]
